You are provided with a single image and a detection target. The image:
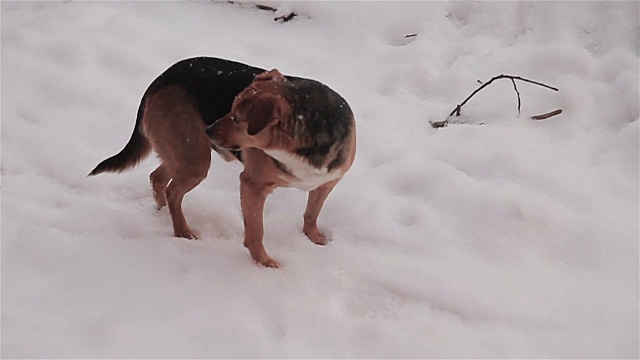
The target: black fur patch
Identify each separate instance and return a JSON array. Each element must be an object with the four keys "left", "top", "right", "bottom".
[
  {"left": 146, "top": 57, "right": 267, "bottom": 126},
  {"left": 284, "top": 79, "right": 353, "bottom": 169}
]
